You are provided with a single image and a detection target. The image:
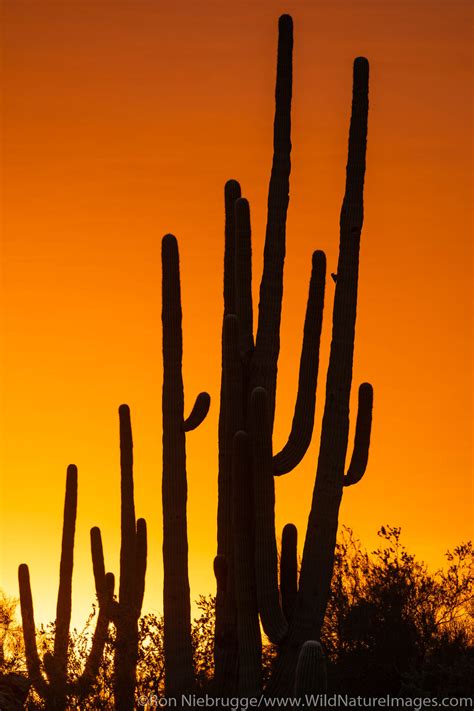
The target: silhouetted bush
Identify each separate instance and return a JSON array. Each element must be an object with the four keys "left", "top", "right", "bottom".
[{"left": 322, "top": 526, "right": 473, "bottom": 696}]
